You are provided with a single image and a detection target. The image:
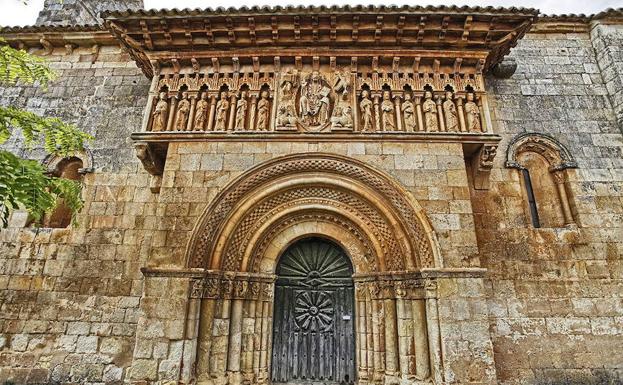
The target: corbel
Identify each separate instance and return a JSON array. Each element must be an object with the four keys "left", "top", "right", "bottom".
[
  {"left": 294, "top": 16, "right": 301, "bottom": 41},
  {"left": 191, "top": 58, "right": 200, "bottom": 74},
  {"left": 134, "top": 142, "right": 167, "bottom": 193},
  {"left": 64, "top": 43, "right": 77, "bottom": 55},
  {"left": 211, "top": 57, "right": 220, "bottom": 73},
  {"left": 433, "top": 59, "right": 440, "bottom": 75},
  {"left": 462, "top": 16, "right": 473, "bottom": 41},
  {"left": 396, "top": 15, "right": 405, "bottom": 43},
  {"left": 14, "top": 40, "right": 26, "bottom": 51},
  {"left": 226, "top": 17, "right": 235, "bottom": 43},
  {"left": 312, "top": 15, "right": 319, "bottom": 42},
  {"left": 453, "top": 58, "right": 463, "bottom": 75},
  {"left": 39, "top": 37, "right": 53, "bottom": 55},
  {"left": 330, "top": 15, "right": 337, "bottom": 41},
  {"left": 271, "top": 16, "right": 279, "bottom": 41},
  {"left": 439, "top": 16, "right": 450, "bottom": 40},
  {"left": 352, "top": 16, "right": 359, "bottom": 41},
  {"left": 372, "top": 56, "right": 379, "bottom": 72},
  {"left": 413, "top": 56, "right": 421, "bottom": 73},
  {"left": 330, "top": 57, "right": 337, "bottom": 72},
  {"left": 90, "top": 44, "right": 100, "bottom": 63},
  {"left": 294, "top": 56, "right": 301, "bottom": 70},
  {"left": 139, "top": 20, "right": 154, "bottom": 50},
  {"left": 252, "top": 56, "right": 260, "bottom": 73},
  {"left": 312, "top": 56, "right": 320, "bottom": 71},
  {"left": 183, "top": 19, "right": 193, "bottom": 45},
  {"left": 350, "top": 57, "right": 358, "bottom": 73},
  {"left": 248, "top": 17, "right": 256, "bottom": 43},
  {"left": 471, "top": 144, "right": 498, "bottom": 190},
  {"left": 375, "top": 16, "right": 383, "bottom": 42},
  {"left": 392, "top": 57, "right": 400, "bottom": 73},
  {"left": 204, "top": 19, "right": 214, "bottom": 44},
  {"left": 160, "top": 19, "right": 172, "bottom": 43},
  {"left": 171, "top": 59, "right": 181, "bottom": 74},
  {"left": 417, "top": 16, "right": 427, "bottom": 42},
  {"left": 475, "top": 58, "right": 486, "bottom": 74}
]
